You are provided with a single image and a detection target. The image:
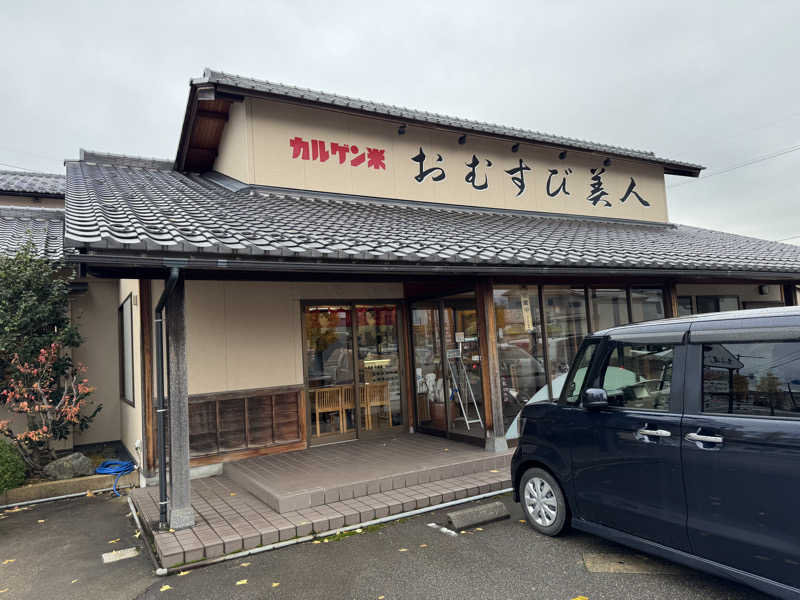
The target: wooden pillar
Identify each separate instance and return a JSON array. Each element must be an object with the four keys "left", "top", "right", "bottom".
[
  {"left": 664, "top": 282, "right": 679, "bottom": 318},
  {"left": 399, "top": 301, "right": 416, "bottom": 433},
  {"left": 166, "top": 276, "right": 194, "bottom": 529},
  {"left": 475, "top": 277, "right": 507, "bottom": 453},
  {"left": 138, "top": 280, "right": 155, "bottom": 473}
]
